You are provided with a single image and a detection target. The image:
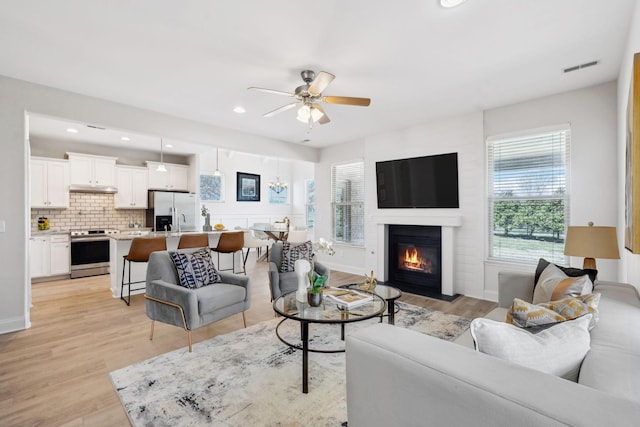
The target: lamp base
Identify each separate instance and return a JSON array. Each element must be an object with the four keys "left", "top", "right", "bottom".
[{"left": 582, "top": 257, "right": 596, "bottom": 270}]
